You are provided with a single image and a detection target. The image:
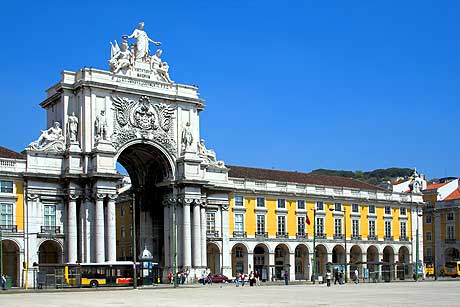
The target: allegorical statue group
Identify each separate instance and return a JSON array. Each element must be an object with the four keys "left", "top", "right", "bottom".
[{"left": 109, "top": 22, "right": 173, "bottom": 83}]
